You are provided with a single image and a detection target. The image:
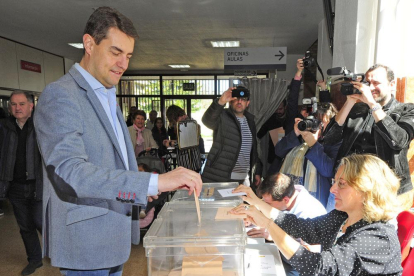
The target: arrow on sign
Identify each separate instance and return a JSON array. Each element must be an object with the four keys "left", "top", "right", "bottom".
[{"left": 275, "top": 51, "right": 285, "bottom": 61}]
